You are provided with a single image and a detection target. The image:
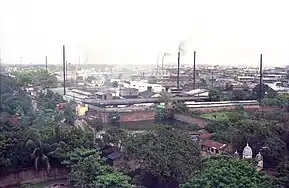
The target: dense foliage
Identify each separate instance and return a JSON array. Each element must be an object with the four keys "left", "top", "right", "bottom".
[
  {"left": 172, "top": 101, "right": 188, "bottom": 113},
  {"left": 12, "top": 69, "right": 58, "bottom": 88},
  {"left": 123, "top": 126, "right": 201, "bottom": 187},
  {"left": 69, "top": 149, "right": 135, "bottom": 188},
  {"left": 155, "top": 108, "right": 171, "bottom": 121},
  {"left": 0, "top": 74, "right": 34, "bottom": 121},
  {"left": 205, "top": 109, "right": 289, "bottom": 168},
  {"left": 261, "top": 93, "right": 289, "bottom": 108},
  {"left": 208, "top": 89, "right": 222, "bottom": 101},
  {"left": 181, "top": 156, "right": 271, "bottom": 188}
]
